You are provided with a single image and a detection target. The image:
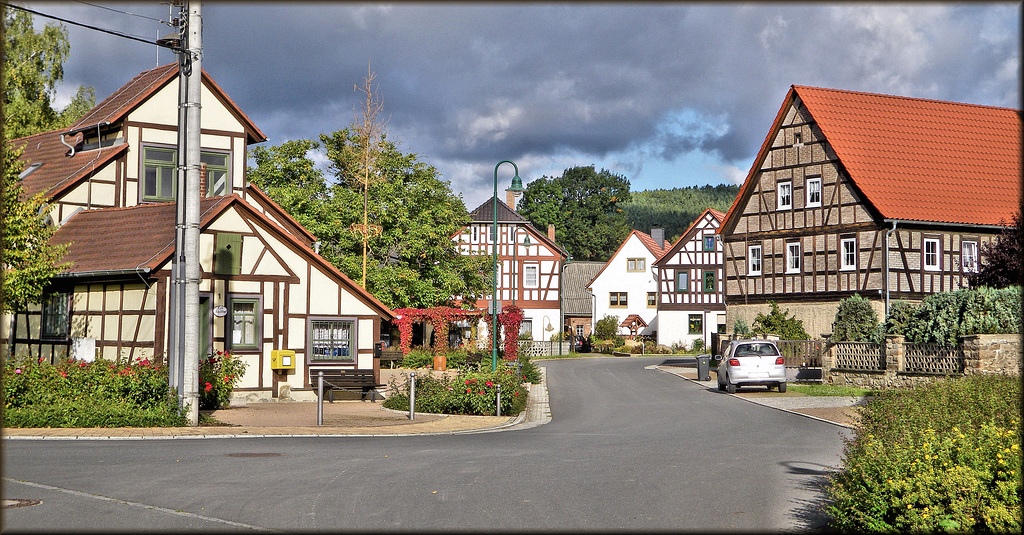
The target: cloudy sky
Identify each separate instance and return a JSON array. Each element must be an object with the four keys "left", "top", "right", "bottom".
[{"left": 25, "top": 2, "right": 1022, "bottom": 210}]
